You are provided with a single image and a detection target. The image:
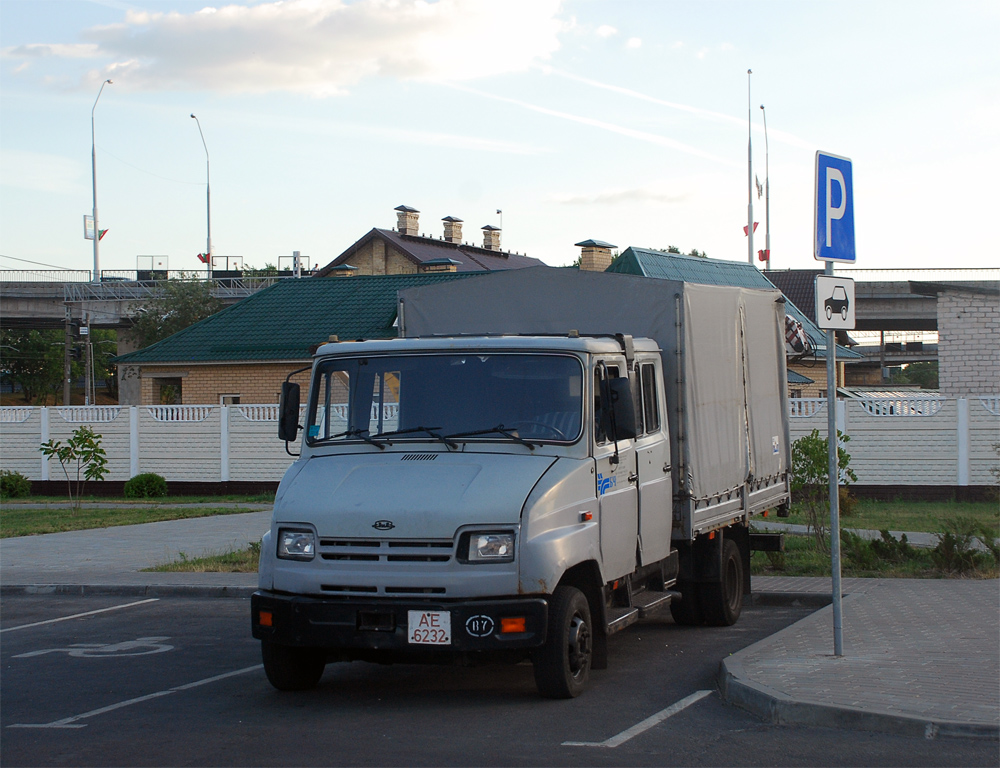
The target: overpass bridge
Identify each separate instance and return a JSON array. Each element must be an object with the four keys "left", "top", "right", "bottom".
[{"left": 1, "top": 269, "right": 297, "bottom": 330}]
